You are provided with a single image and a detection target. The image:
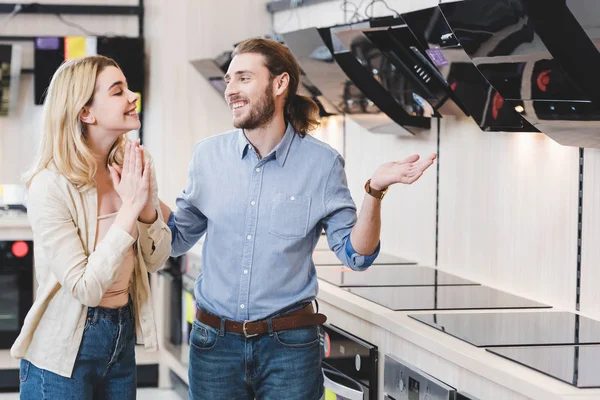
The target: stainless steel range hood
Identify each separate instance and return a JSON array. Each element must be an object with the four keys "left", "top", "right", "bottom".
[{"left": 190, "top": 51, "right": 232, "bottom": 98}]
